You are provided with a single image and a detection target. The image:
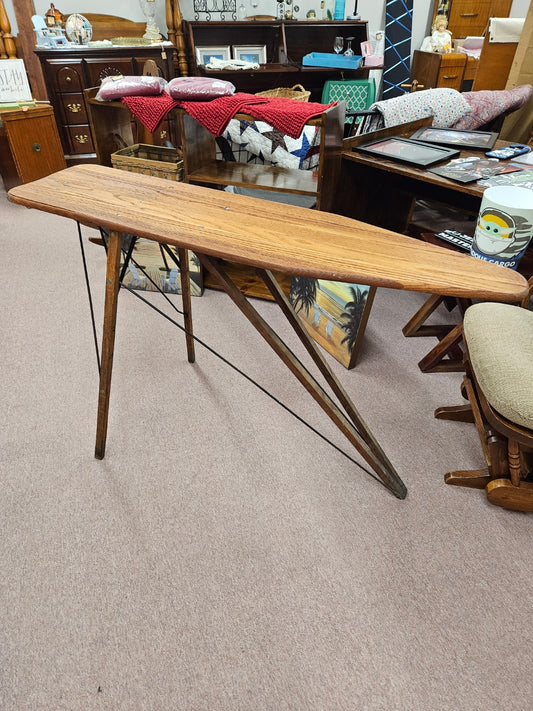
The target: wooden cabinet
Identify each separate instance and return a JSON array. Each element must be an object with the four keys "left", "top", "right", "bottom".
[
  {"left": 184, "top": 20, "right": 372, "bottom": 101},
  {"left": 411, "top": 50, "right": 468, "bottom": 91},
  {"left": 434, "top": 0, "right": 512, "bottom": 38},
  {"left": 36, "top": 46, "right": 176, "bottom": 165},
  {"left": 0, "top": 104, "right": 66, "bottom": 190}
]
